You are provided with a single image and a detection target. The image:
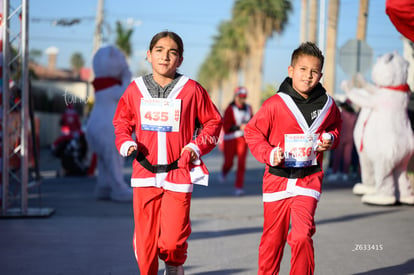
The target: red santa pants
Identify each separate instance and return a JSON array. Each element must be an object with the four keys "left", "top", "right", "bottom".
[
  {"left": 132, "top": 187, "right": 192, "bottom": 275},
  {"left": 222, "top": 136, "right": 248, "bottom": 188},
  {"left": 258, "top": 195, "right": 317, "bottom": 275}
]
